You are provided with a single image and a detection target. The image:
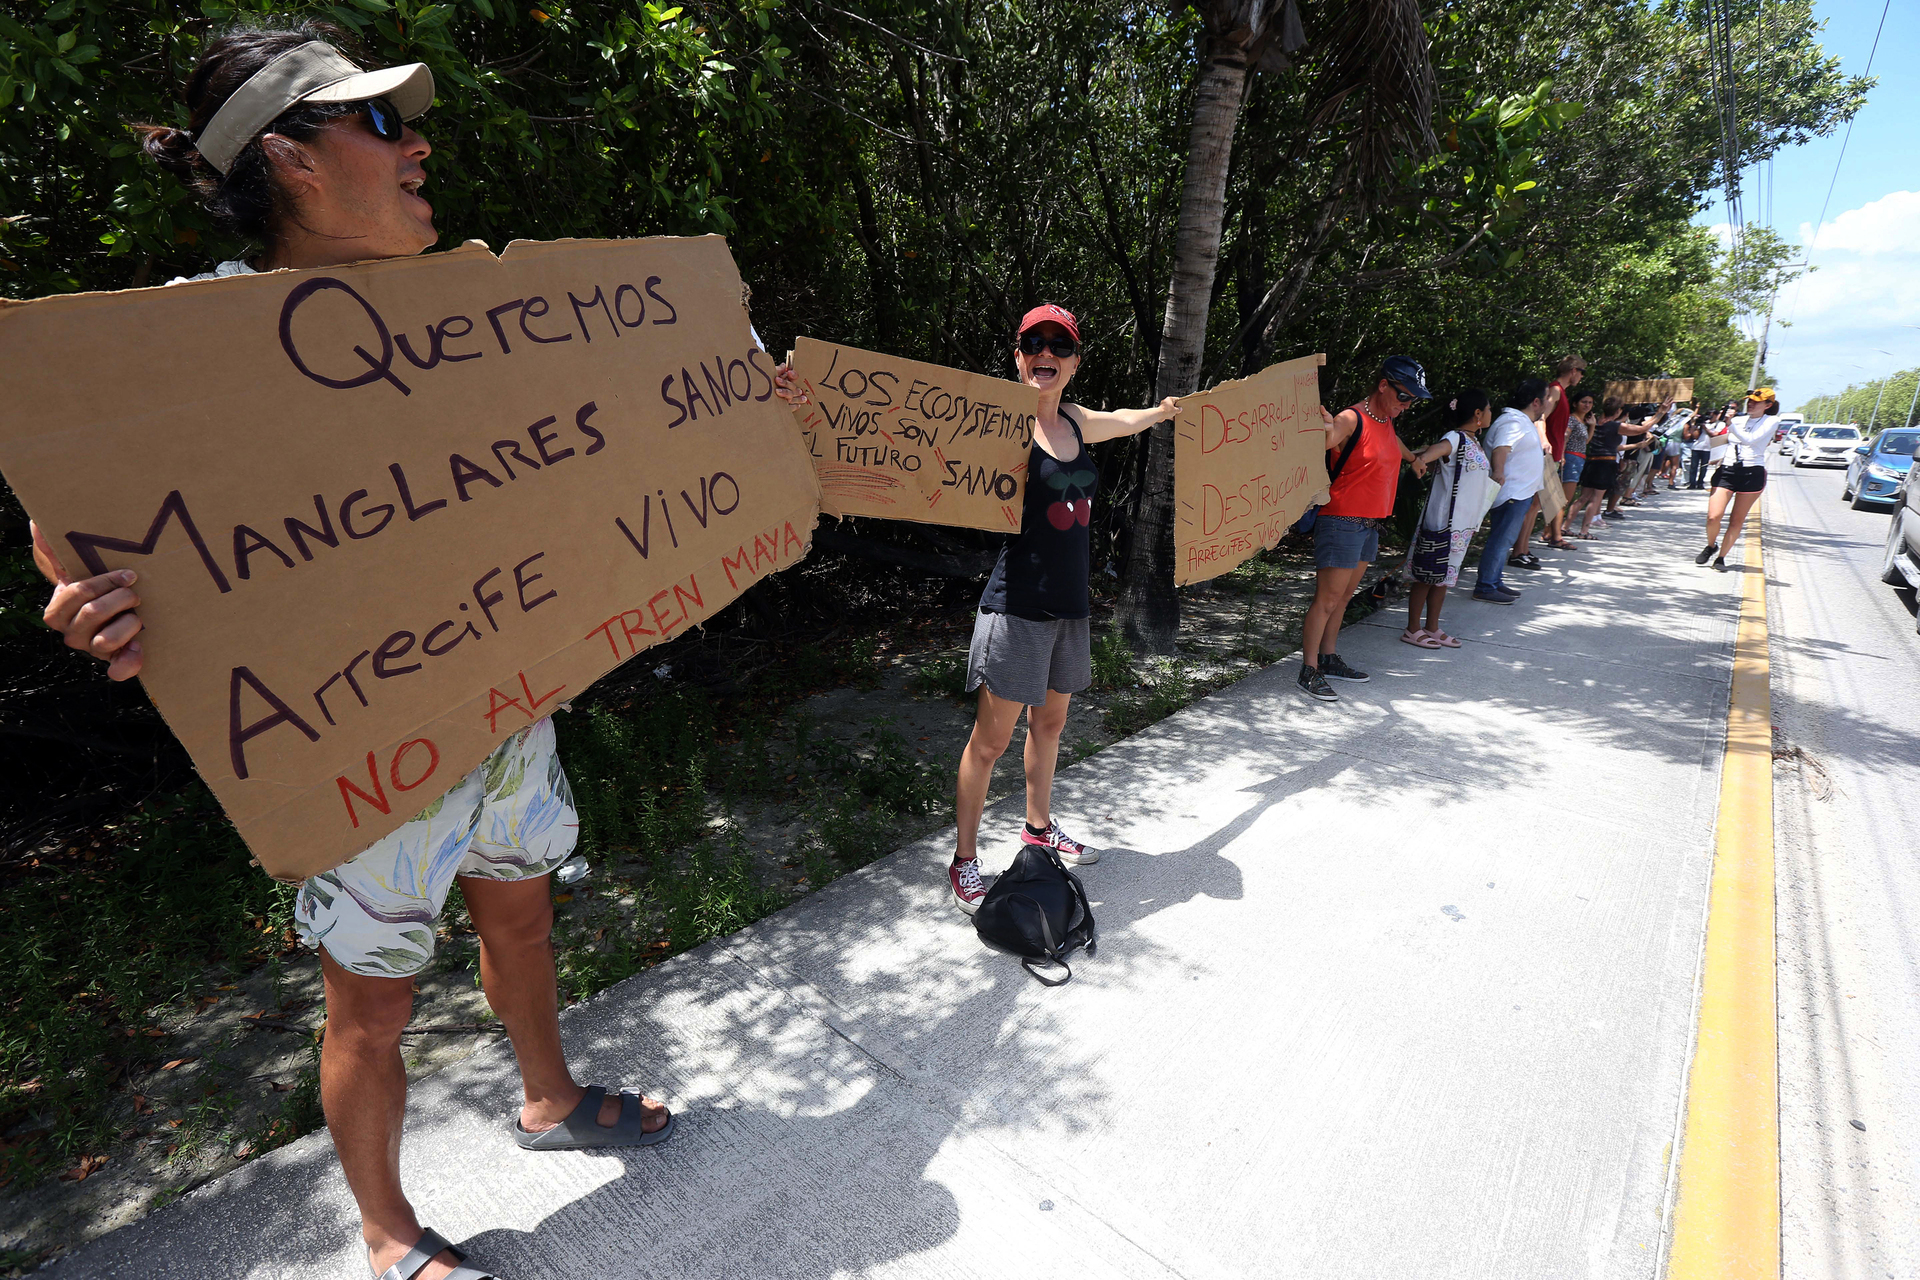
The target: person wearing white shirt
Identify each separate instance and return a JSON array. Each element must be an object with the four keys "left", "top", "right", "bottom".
[
  {"left": 1685, "top": 411, "right": 1716, "bottom": 488},
  {"left": 1694, "top": 388, "right": 1780, "bottom": 571},
  {"left": 1471, "top": 379, "right": 1549, "bottom": 603}
]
